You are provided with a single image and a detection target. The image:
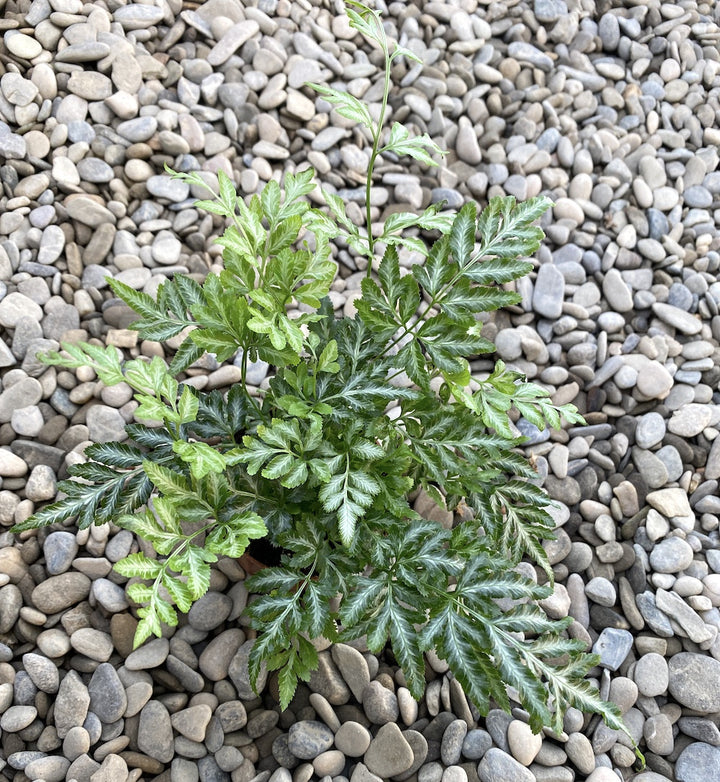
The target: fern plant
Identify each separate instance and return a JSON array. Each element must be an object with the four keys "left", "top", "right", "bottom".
[{"left": 16, "top": 0, "right": 639, "bottom": 751}]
